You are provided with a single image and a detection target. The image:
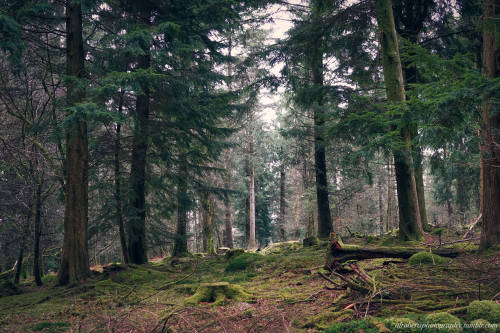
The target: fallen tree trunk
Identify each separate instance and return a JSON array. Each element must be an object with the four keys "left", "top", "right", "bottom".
[{"left": 325, "top": 233, "right": 464, "bottom": 271}]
